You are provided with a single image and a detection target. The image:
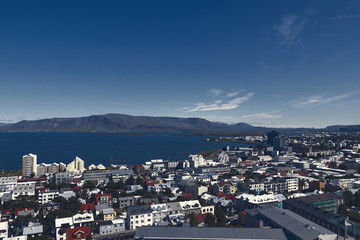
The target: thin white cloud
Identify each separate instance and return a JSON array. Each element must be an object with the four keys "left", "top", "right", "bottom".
[
  {"left": 293, "top": 93, "right": 352, "bottom": 108},
  {"left": 273, "top": 15, "right": 307, "bottom": 45},
  {"left": 330, "top": 14, "right": 360, "bottom": 21},
  {"left": 226, "top": 91, "right": 240, "bottom": 98},
  {"left": 208, "top": 89, "right": 223, "bottom": 98},
  {"left": 243, "top": 111, "right": 283, "bottom": 119},
  {"left": 184, "top": 92, "right": 254, "bottom": 112}
]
